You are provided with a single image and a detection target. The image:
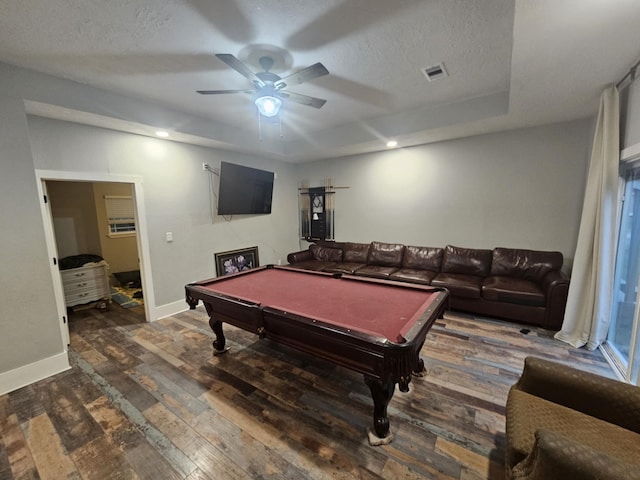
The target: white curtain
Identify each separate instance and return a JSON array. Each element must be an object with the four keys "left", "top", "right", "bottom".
[{"left": 555, "top": 86, "right": 620, "bottom": 349}]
